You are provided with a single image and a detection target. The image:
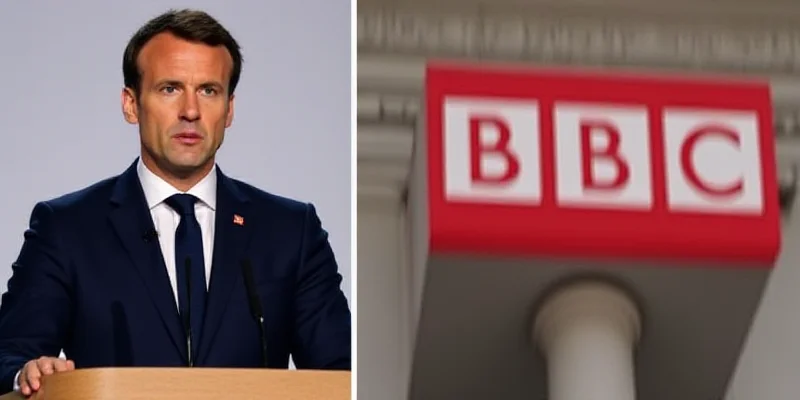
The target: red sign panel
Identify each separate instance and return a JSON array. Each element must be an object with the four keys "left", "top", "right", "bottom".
[{"left": 425, "top": 62, "right": 780, "bottom": 265}]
